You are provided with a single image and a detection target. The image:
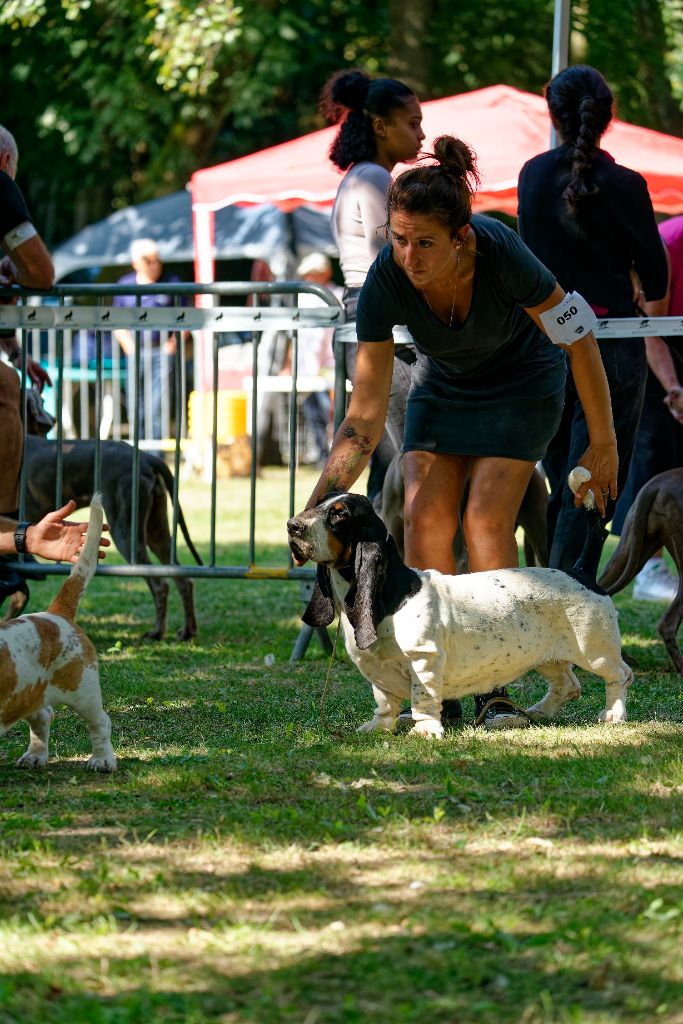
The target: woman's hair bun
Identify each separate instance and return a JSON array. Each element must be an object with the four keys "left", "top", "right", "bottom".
[
  {"left": 319, "top": 69, "right": 371, "bottom": 124},
  {"left": 432, "top": 136, "right": 478, "bottom": 180}
]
